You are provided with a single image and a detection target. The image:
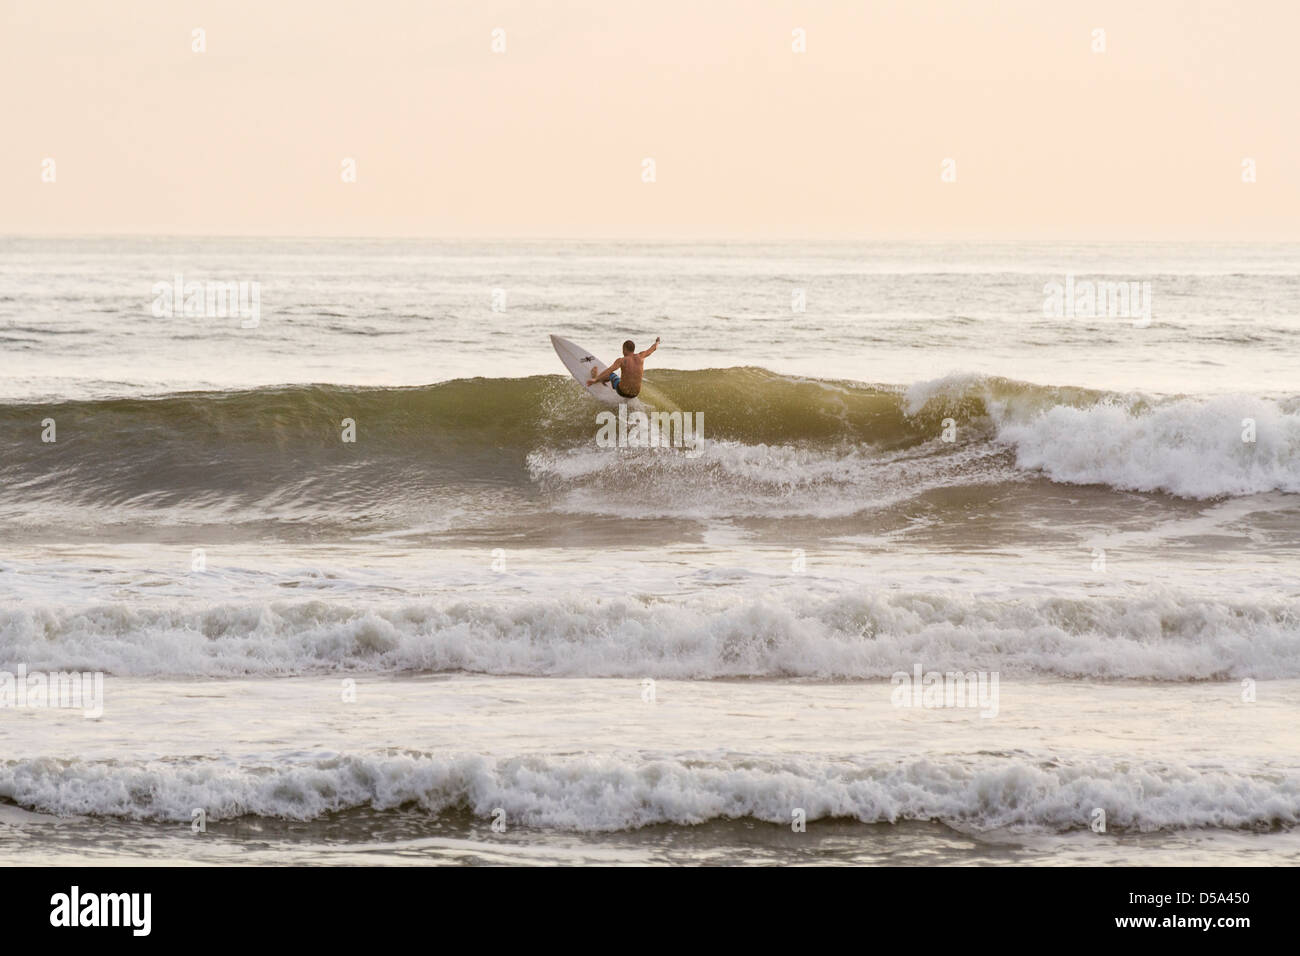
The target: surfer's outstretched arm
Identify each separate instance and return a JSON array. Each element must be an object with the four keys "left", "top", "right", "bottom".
[
  {"left": 587, "top": 356, "right": 623, "bottom": 385},
  {"left": 639, "top": 337, "right": 660, "bottom": 358}
]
